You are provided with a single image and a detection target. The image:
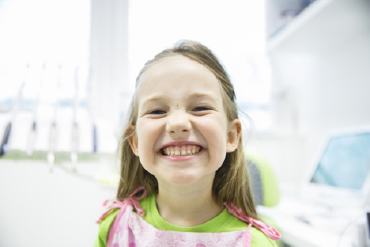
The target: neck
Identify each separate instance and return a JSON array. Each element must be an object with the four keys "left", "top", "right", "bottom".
[{"left": 156, "top": 180, "right": 223, "bottom": 227}]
